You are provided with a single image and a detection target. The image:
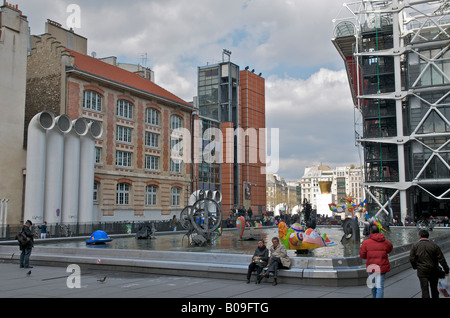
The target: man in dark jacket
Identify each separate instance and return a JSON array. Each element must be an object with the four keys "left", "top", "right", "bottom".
[
  {"left": 359, "top": 224, "right": 393, "bottom": 298},
  {"left": 409, "top": 229, "right": 449, "bottom": 298},
  {"left": 19, "top": 220, "right": 34, "bottom": 268}
]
